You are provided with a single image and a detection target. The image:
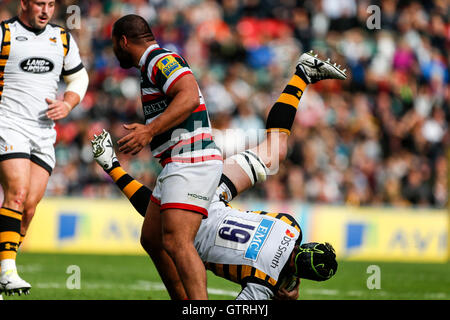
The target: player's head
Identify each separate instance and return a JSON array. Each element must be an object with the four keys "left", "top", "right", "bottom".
[
  {"left": 112, "top": 14, "right": 155, "bottom": 69},
  {"left": 294, "top": 242, "right": 337, "bottom": 281},
  {"left": 20, "top": 0, "right": 56, "bottom": 30}
]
